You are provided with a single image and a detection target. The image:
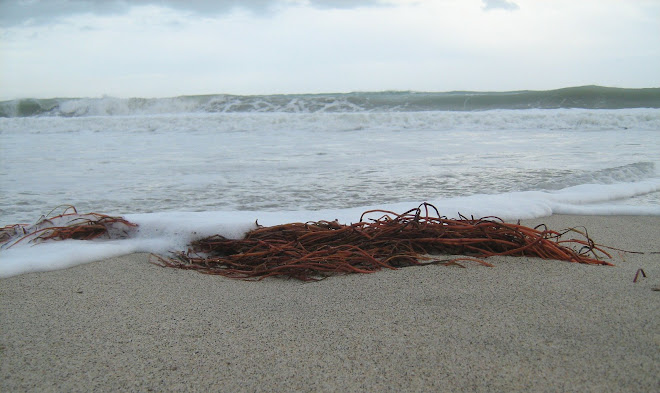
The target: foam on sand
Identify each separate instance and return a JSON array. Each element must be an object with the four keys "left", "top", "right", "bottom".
[{"left": 2, "top": 180, "right": 660, "bottom": 278}]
